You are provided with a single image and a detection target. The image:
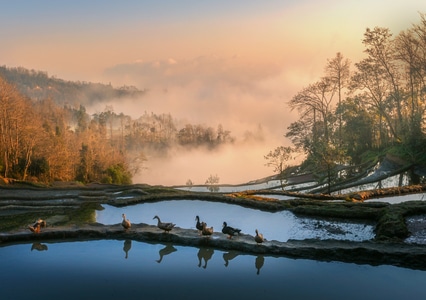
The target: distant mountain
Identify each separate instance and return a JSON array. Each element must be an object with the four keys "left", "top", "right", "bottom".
[{"left": 0, "top": 65, "right": 146, "bottom": 106}]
